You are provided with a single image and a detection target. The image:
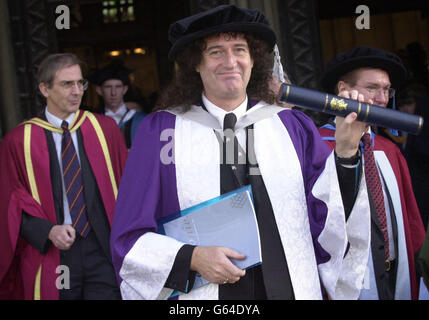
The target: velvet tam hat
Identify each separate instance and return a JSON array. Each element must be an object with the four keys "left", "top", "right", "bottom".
[
  {"left": 320, "top": 46, "right": 408, "bottom": 93},
  {"left": 168, "top": 4, "right": 276, "bottom": 61},
  {"left": 88, "top": 59, "right": 134, "bottom": 86}
]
